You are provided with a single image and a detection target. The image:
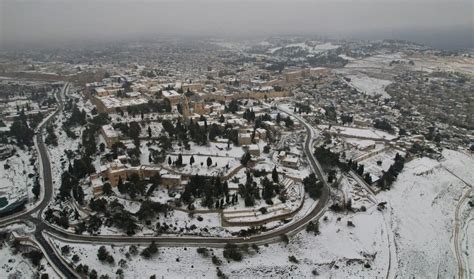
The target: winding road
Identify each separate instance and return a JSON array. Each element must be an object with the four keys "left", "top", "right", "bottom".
[
  {"left": 445, "top": 166, "right": 473, "bottom": 279},
  {"left": 0, "top": 94, "right": 331, "bottom": 278}
]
